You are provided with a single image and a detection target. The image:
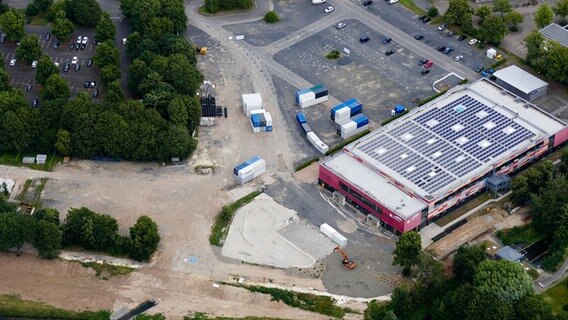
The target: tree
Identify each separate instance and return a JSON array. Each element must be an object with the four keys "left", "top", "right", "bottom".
[
  {"left": 504, "top": 10, "right": 524, "bottom": 31},
  {"left": 55, "top": 129, "right": 72, "bottom": 155},
  {"left": 453, "top": 243, "right": 487, "bottom": 283},
  {"left": 473, "top": 260, "right": 534, "bottom": 303},
  {"left": 390, "top": 285, "right": 416, "bottom": 319},
  {"left": 51, "top": 11, "right": 74, "bottom": 42},
  {"left": 43, "top": 74, "right": 70, "bottom": 101},
  {"left": 146, "top": 17, "right": 174, "bottom": 38},
  {"left": 534, "top": 4, "right": 554, "bottom": 28},
  {"left": 531, "top": 175, "right": 568, "bottom": 233},
  {"left": 466, "top": 291, "right": 514, "bottom": 320},
  {"left": 560, "top": 148, "right": 568, "bottom": 174},
  {"left": 129, "top": 215, "right": 160, "bottom": 261},
  {"left": 35, "top": 220, "right": 62, "bottom": 259},
  {"left": 445, "top": 0, "right": 474, "bottom": 27},
  {"left": 0, "top": 111, "right": 31, "bottom": 152},
  {"left": 94, "top": 41, "right": 120, "bottom": 69},
  {"left": 16, "top": 35, "right": 41, "bottom": 64},
  {"left": 80, "top": 213, "right": 118, "bottom": 250},
  {"left": 492, "top": 0, "right": 512, "bottom": 17},
  {"left": 33, "top": 0, "right": 53, "bottom": 12},
  {"left": 476, "top": 5, "right": 492, "bottom": 23},
  {"left": 95, "top": 12, "right": 116, "bottom": 43},
  {"left": 0, "top": 70, "right": 10, "bottom": 92},
  {"left": 104, "top": 80, "right": 125, "bottom": 105},
  {"left": 100, "top": 65, "right": 121, "bottom": 85},
  {"left": 36, "top": 55, "right": 59, "bottom": 85},
  {"left": 428, "top": 6, "right": 439, "bottom": 17},
  {"left": 514, "top": 294, "right": 554, "bottom": 320},
  {"left": 554, "top": 0, "right": 568, "bottom": 23},
  {"left": 33, "top": 208, "right": 60, "bottom": 225},
  {"left": 72, "top": 0, "right": 102, "bottom": 27},
  {"left": 392, "top": 231, "right": 422, "bottom": 275},
  {"left": 159, "top": 0, "right": 187, "bottom": 34},
  {"left": 0, "top": 10, "right": 25, "bottom": 42},
  {"left": 264, "top": 11, "right": 280, "bottom": 23},
  {"left": 511, "top": 175, "right": 530, "bottom": 206},
  {"left": 478, "top": 14, "right": 508, "bottom": 44}
]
